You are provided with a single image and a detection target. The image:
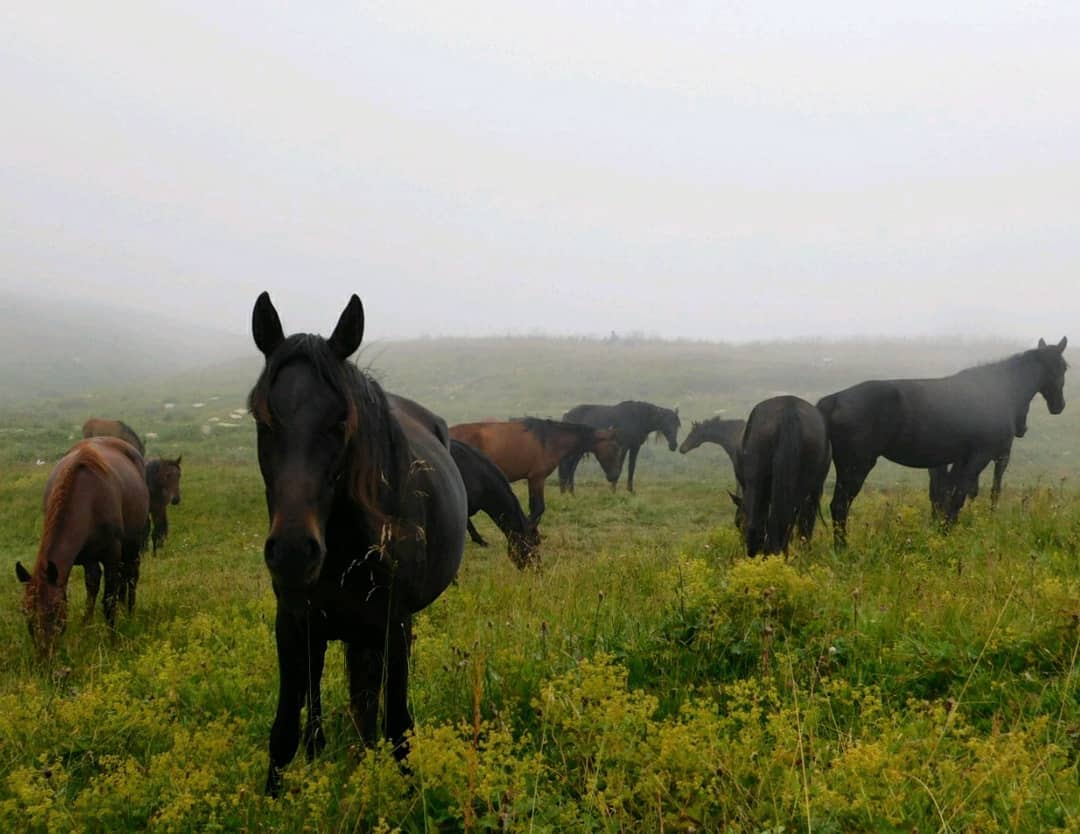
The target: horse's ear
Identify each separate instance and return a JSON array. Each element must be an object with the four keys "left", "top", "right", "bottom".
[
  {"left": 16, "top": 562, "right": 30, "bottom": 583},
  {"left": 174, "top": 455, "right": 182, "bottom": 467},
  {"left": 1057, "top": 336, "right": 1068, "bottom": 353},
  {"left": 728, "top": 491, "right": 742, "bottom": 508},
  {"left": 1038, "top": 337, "right": 1048, "bottom": 349},
  {"left": 45, "top": 561, "right": 59, "bottom": 586},
  {"left": 253, "top": 292, "right": 285, "bottom": 358},
  {"left": 328, "top": 295, "right": 364, "bottom": 360}
]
